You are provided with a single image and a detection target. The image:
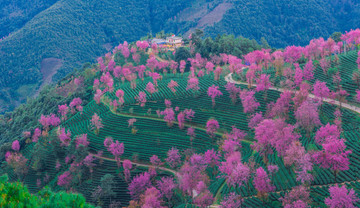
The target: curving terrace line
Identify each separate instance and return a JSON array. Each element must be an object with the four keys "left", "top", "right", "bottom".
[{"left": 90, "top": 153, "right": 178, "bottom": 176}]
